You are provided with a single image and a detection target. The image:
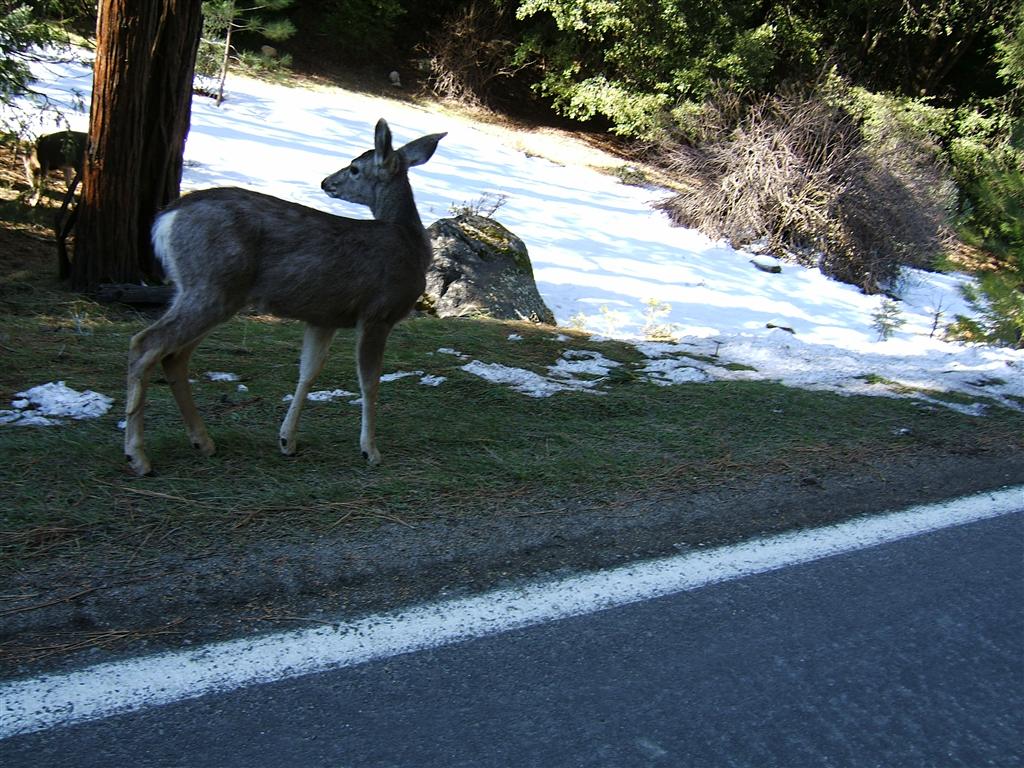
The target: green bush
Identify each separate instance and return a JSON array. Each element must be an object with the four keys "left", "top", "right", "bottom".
[
  {"left": 948, "top": 105, "right": 1023, "bottom": 261},
  {"left": 946, "top": 165, "right": 1024, "bottom": 348},
  {"left": 948, "top": 270, "right": 1024, "bottom": 348},
  {"left": 508, "top": 0, "right": 1011, "bottom": 141},
  {"left": 961, "top": 165, "right": 1024, "bottom": 261},
  {"left": 512, "top": 0, "right": 817, "bottom": 139}
]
